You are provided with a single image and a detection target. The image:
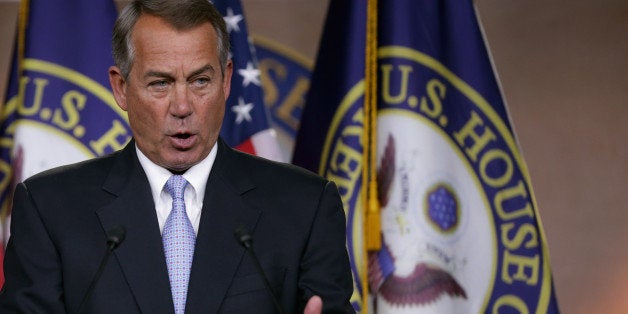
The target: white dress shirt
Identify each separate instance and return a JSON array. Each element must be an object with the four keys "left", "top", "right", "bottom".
[{"left": 135, "top": 143, "right": 217, "bottom": 235}]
